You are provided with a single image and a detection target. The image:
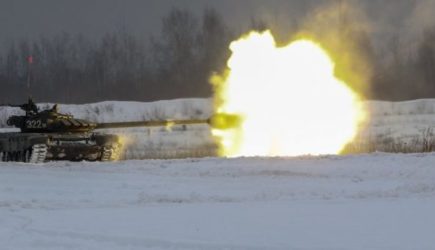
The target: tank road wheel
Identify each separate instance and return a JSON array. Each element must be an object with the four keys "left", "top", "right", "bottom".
[
  {"left": 0, "top": 148, "right": 44, "bottom": 163},
  {"left": 19, "top": 150, "right": 31, "bottom": 162},
  {"left": 101, "top": 143, "right": 121, "bottom": 162},
  {"left": 28, "top": 144, "right": 48, "bottom": 163},
  {"left": 23, "top": 150, "right": 31, "bottom": 162}
]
